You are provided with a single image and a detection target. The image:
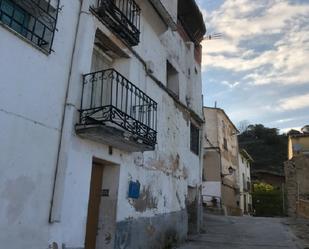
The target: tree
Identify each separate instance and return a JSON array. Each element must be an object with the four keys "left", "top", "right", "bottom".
[
  {"left": 238, "top": 124, "right": 288, "bottom": 174},
  {"left": 238, "top": 120, "right": 250, "bottom": 133}
]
